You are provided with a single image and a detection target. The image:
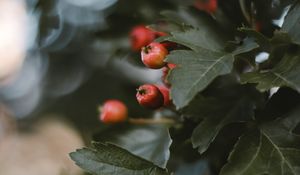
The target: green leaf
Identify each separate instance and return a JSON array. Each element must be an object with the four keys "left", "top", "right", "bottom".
[
  {"left": 167, "top": 28, "right": 226, "bottom": 52},
  {"left": 239, "top": 28, "right": 291, "bottom": 53},
  {"left": 241, "top": 54, "right": 300, "bottom": 93},
  {"left": 282, "top": 1, "right": 300, "bottom": 45},
  {"left": 160, "top": 9, "right": 223, "bottom": 33},
  {"left": 191, "top": 85, "right": 260, "bottom": 154},
  {"left": 231, "top": 38, "right": 259, "bottom": 55},
  {"left": 239, "top": 28, "right": 271, "bottom": 51},
  {"left": 164, "top": 27, "right": 259, "bottom": 109},
  {"left": 70, "top": 142, "right": 169, "bottom": 175},
  {"left": 94, "top": 125, "right": 172, "bottom": 168},
  {"left": 220, "top": 106, "right": 300, "bottom": 175},
  {"left": 166, "top": 50, "right": 234, "bottom": 109}
]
